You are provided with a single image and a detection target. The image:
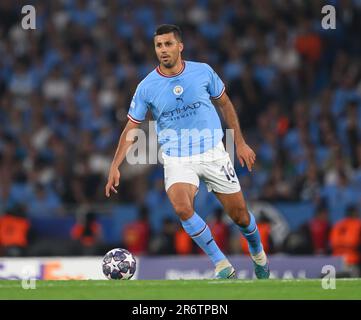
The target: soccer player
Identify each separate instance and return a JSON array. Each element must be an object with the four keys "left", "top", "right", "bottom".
[{"left": 105, "top": 24, "right": 270, "bottom": 279}]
